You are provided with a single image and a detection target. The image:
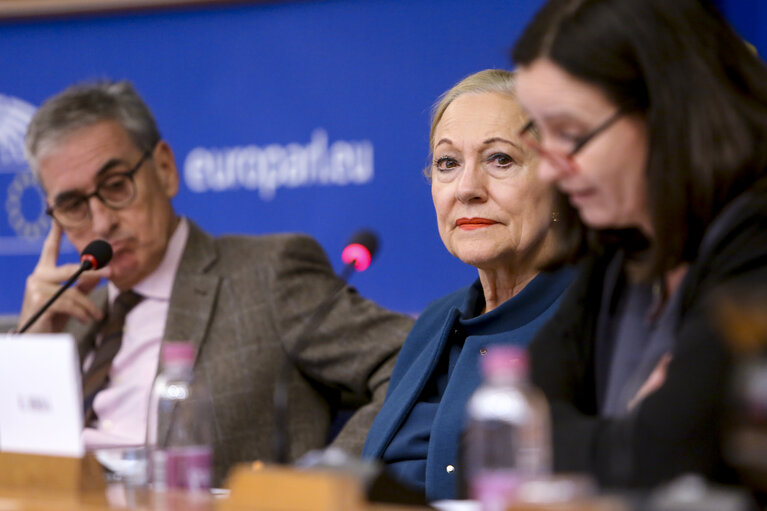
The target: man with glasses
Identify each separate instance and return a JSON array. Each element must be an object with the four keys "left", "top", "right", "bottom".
[{"left": 17, "top": 80, "right": 413, "bottom": 485}]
